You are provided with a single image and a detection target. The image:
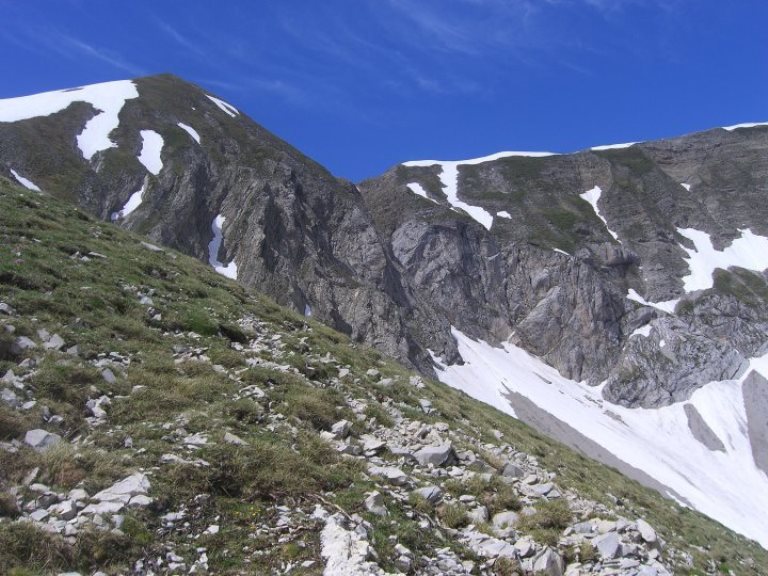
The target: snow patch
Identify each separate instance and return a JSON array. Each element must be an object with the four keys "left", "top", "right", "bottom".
[
  {"left": 177, "top": 122, "right": 201, "bottom": 144},
  {"left": 208, "top": 215, "right": 238, "bottom": 279},
  {"left": 630, "top": 324, "right": 653, "bottom": 338},
  {"left": 579, "top": 186, "right": 620, "bottom": 242},
  {"left": 434, "top": 327, "right": 768, "bottom": 547},
  {"left": 591, "top": 142, "right": 638, "bottom": 151},
  {"left": 406, "top": 182, "right": 437, "bottom": 204},
  {"left": 553, "top": 248, "right": 571, "bottom": 257},
  {"left": 626, "top": 289, "right": 679, "bottom": 314},
  {"left": 402, "top": 151, "right": 558, "bottom": 231},
  {"left": 206, "top": 95, "right": 239, "bottom": 117},
  {"left": 676, "top": 228, "right": 768, "bottom": 292},
  {"left": 496, "top": 211, "right": 512, "bottom": 219},
  {"left": 680, "top": 183, "right": 691, "bottom": 191},
  {"left": 627, "top": 228, "right": 768, "bottom": 313},
  {"left": 10, "top": 169, "right": 41, "bottom": 192},
  {"left": 403, "top": 162, "right": 493, "bottom": 229},
  {"left": 110, "top": 183, "right": 146, "bottom": 221},
  {"left": 722, "top": 122, "right": 768, "bottom": 132},
  {"left": 430, "top": 348, "right": 516, "bottom": 418},
  {"left": 137, "top": 130, "right": 164, "bottom": 176},
  {"left": 304, "top": 304, "right": 312, "bottom": 317},
  {"left": 0, "top": 80, "right": 139, "bottom": 161}
]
